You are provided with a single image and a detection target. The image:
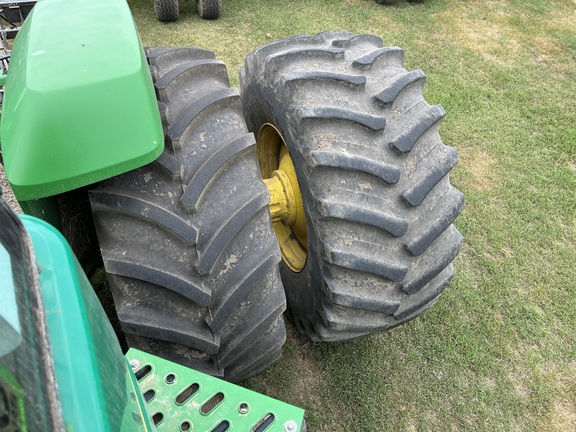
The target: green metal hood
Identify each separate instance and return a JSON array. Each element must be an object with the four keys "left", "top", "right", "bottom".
[{"left": 1, "top": 0, "right": 163, "bottom": 201}]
